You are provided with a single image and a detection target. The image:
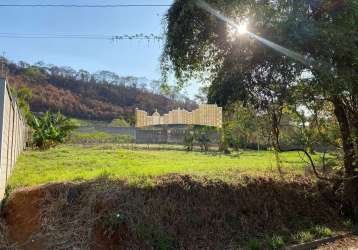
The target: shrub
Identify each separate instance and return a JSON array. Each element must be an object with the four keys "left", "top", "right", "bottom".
[
  {"left": 183, "top": 130, "right": 194, "bottom": 151},
  {"left": 194, "top": 126, "right": 211, "bottom": 152},
  {"left": 28, "top": 111, "right": 78, "bottom": 149}
]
